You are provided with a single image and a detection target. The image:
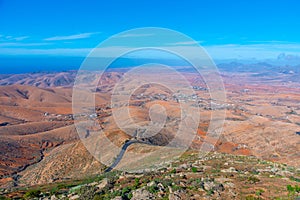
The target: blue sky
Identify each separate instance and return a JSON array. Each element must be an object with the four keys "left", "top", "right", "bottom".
[{"left": 0, "top": 0, "right": 300, "bottom": 71}]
